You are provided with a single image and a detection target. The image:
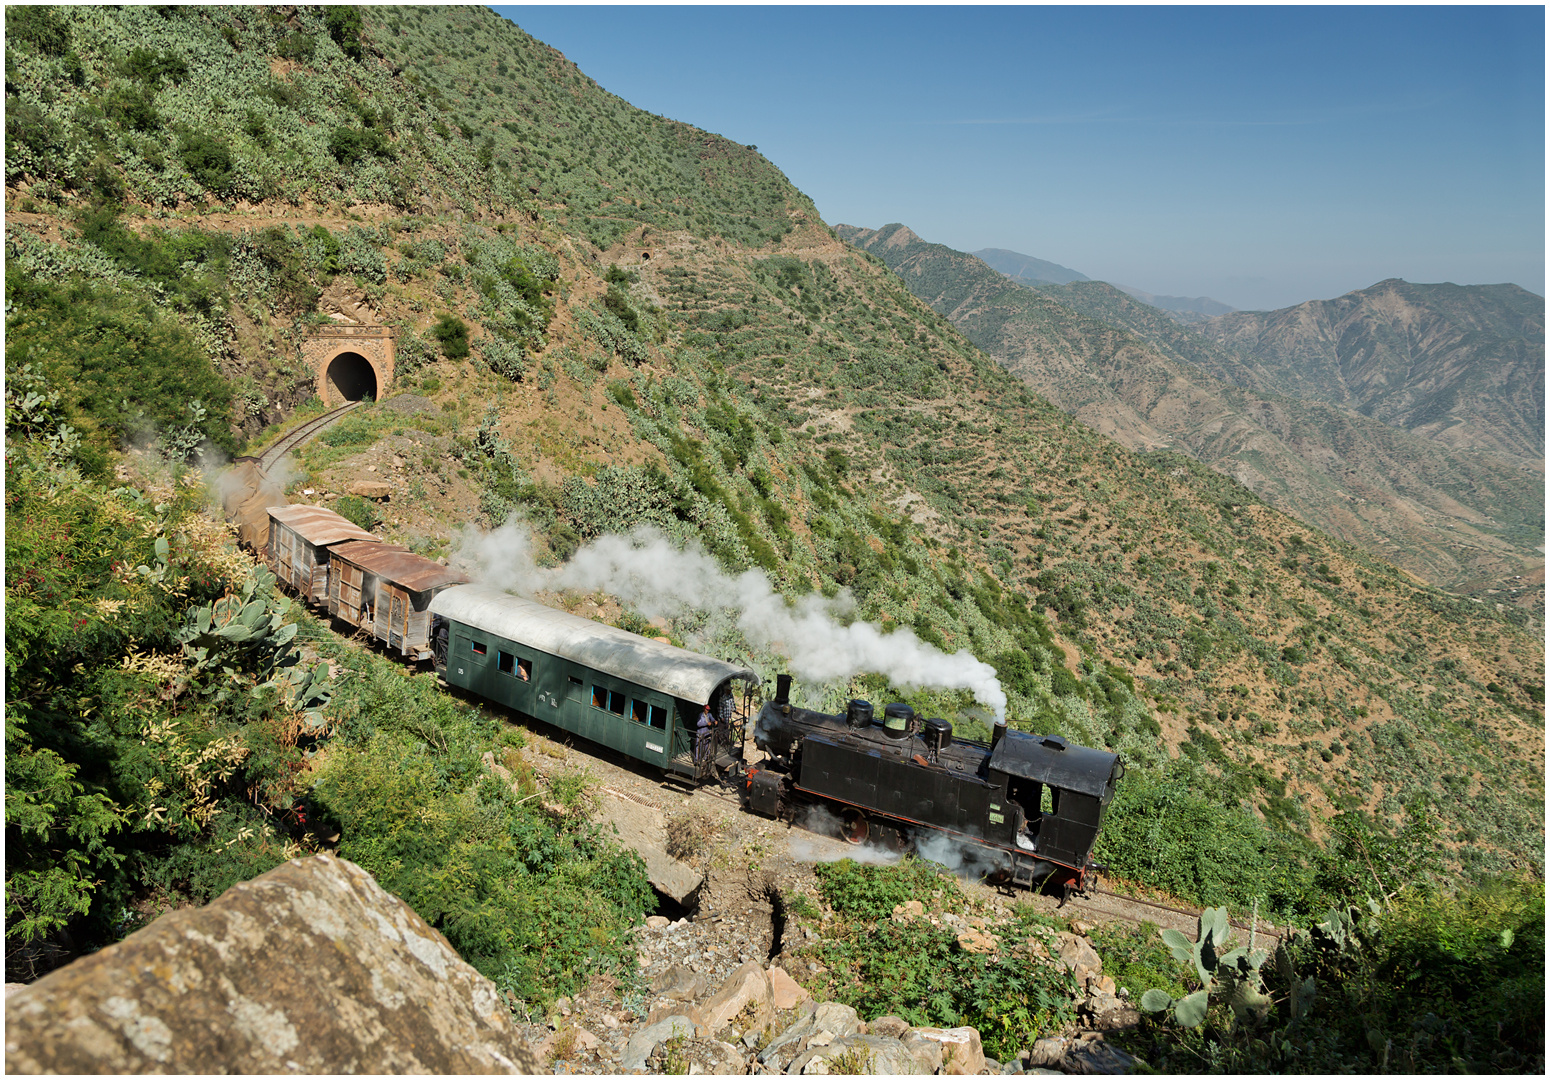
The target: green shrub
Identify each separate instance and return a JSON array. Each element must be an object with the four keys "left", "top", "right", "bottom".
[
  {"left": 430, "top": 313, "right": 470, "bottom": 359},
  {"left": 324, "top": 6, "right": 365, "bottom": 61},
  {"left": 307, "top": 663, "right": 653, "bottom": 1005},
  {"left": 9, "top": 7, "right": 71, "bottom": 55},
  {"left": 276, "top": 32, "right": 315, "bottom": 62},
  {"left": 333, "top": 494, "right": 381, "bottom": 532},
  {"left": 813, "top": 857, "right": 964, "bottom": 922},
  {"left": 179, "top": 131, "right": 233, "bottom": 193}
]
